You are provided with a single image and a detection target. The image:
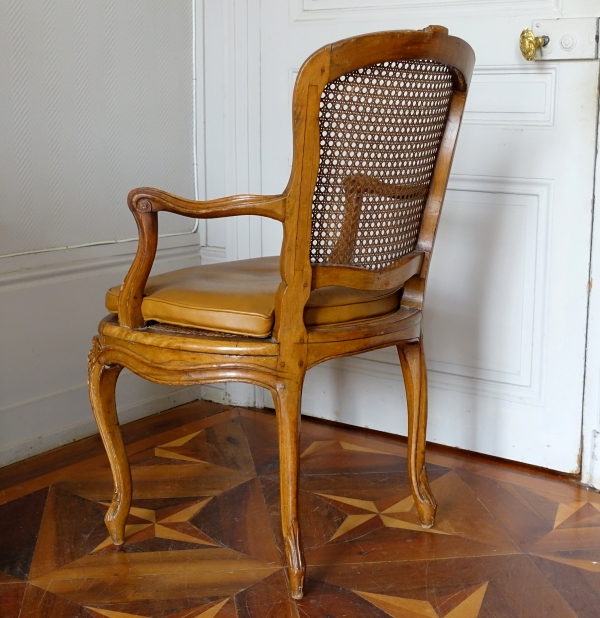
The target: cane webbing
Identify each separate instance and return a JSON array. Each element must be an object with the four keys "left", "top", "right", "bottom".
[{"left": 310, "top": 60, "right": 453, "bottom": 270}]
